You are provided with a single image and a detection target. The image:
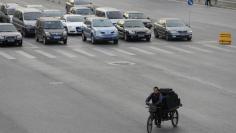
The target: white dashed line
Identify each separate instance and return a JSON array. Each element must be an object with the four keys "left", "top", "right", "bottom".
[
  {"left": 15, "top": 50, "right": 36, "bottom": 59},
  {"left": 129, "top": 47, "right": 155, "bottom": 55},
  {"left": 35, "top": 50, "right": 56, "bottom": 58},
  {"left": 55, "top": 50, "right": 77, "bottom": 58},
  {"left": 73, "top": 49, "right": 95, "bottom": 57},
  {"left": 93, "top": 48, "right": 116, "bottom": 56},
  {"left": 113, "top": 48, "right": 136, "bottom": 56},
  {"left": 149, "top": 46, "right": 174, "bottom": 54}
]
